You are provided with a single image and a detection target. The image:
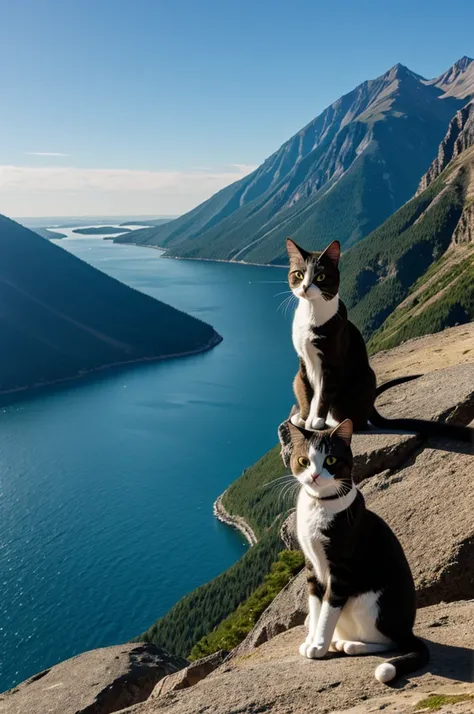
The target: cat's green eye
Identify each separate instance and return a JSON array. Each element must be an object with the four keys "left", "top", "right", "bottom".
[
  {"left": 316, "top": 273, "right": 326, "bottom": 282},
  {"left": 325, "top": 456, "right": 337, "bottom": 466},
  {"left": 298, "top": 456, "right": 310, "bottom": 468},
  {"left": 294, "top": 270, "right": 304, "bottom": 281}
]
